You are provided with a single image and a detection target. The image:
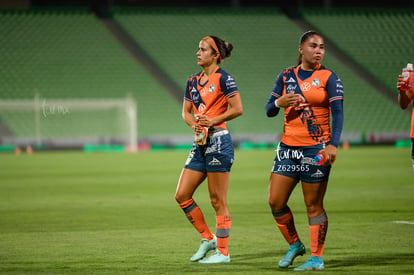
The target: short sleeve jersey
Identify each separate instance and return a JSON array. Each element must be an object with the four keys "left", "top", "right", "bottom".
[
  {"left": 271, "top": 65, "right": 344, "bottom": 146},
  {"left": 184, "top": 66, "right": 239, "bottom": 129}
]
